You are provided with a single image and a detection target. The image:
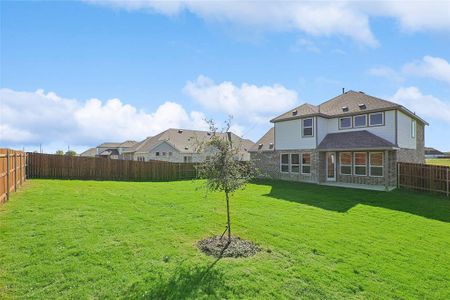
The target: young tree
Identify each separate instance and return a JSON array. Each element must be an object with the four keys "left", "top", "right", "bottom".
[
  {"left": 65, "top": 150, "right": 77, "bottom": 156},
  {"left": 55, "top": 150, "right": 64, "bottom": 155},
  {"left": 196, "top": 120, "right": 254, "bottom": 244}
]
